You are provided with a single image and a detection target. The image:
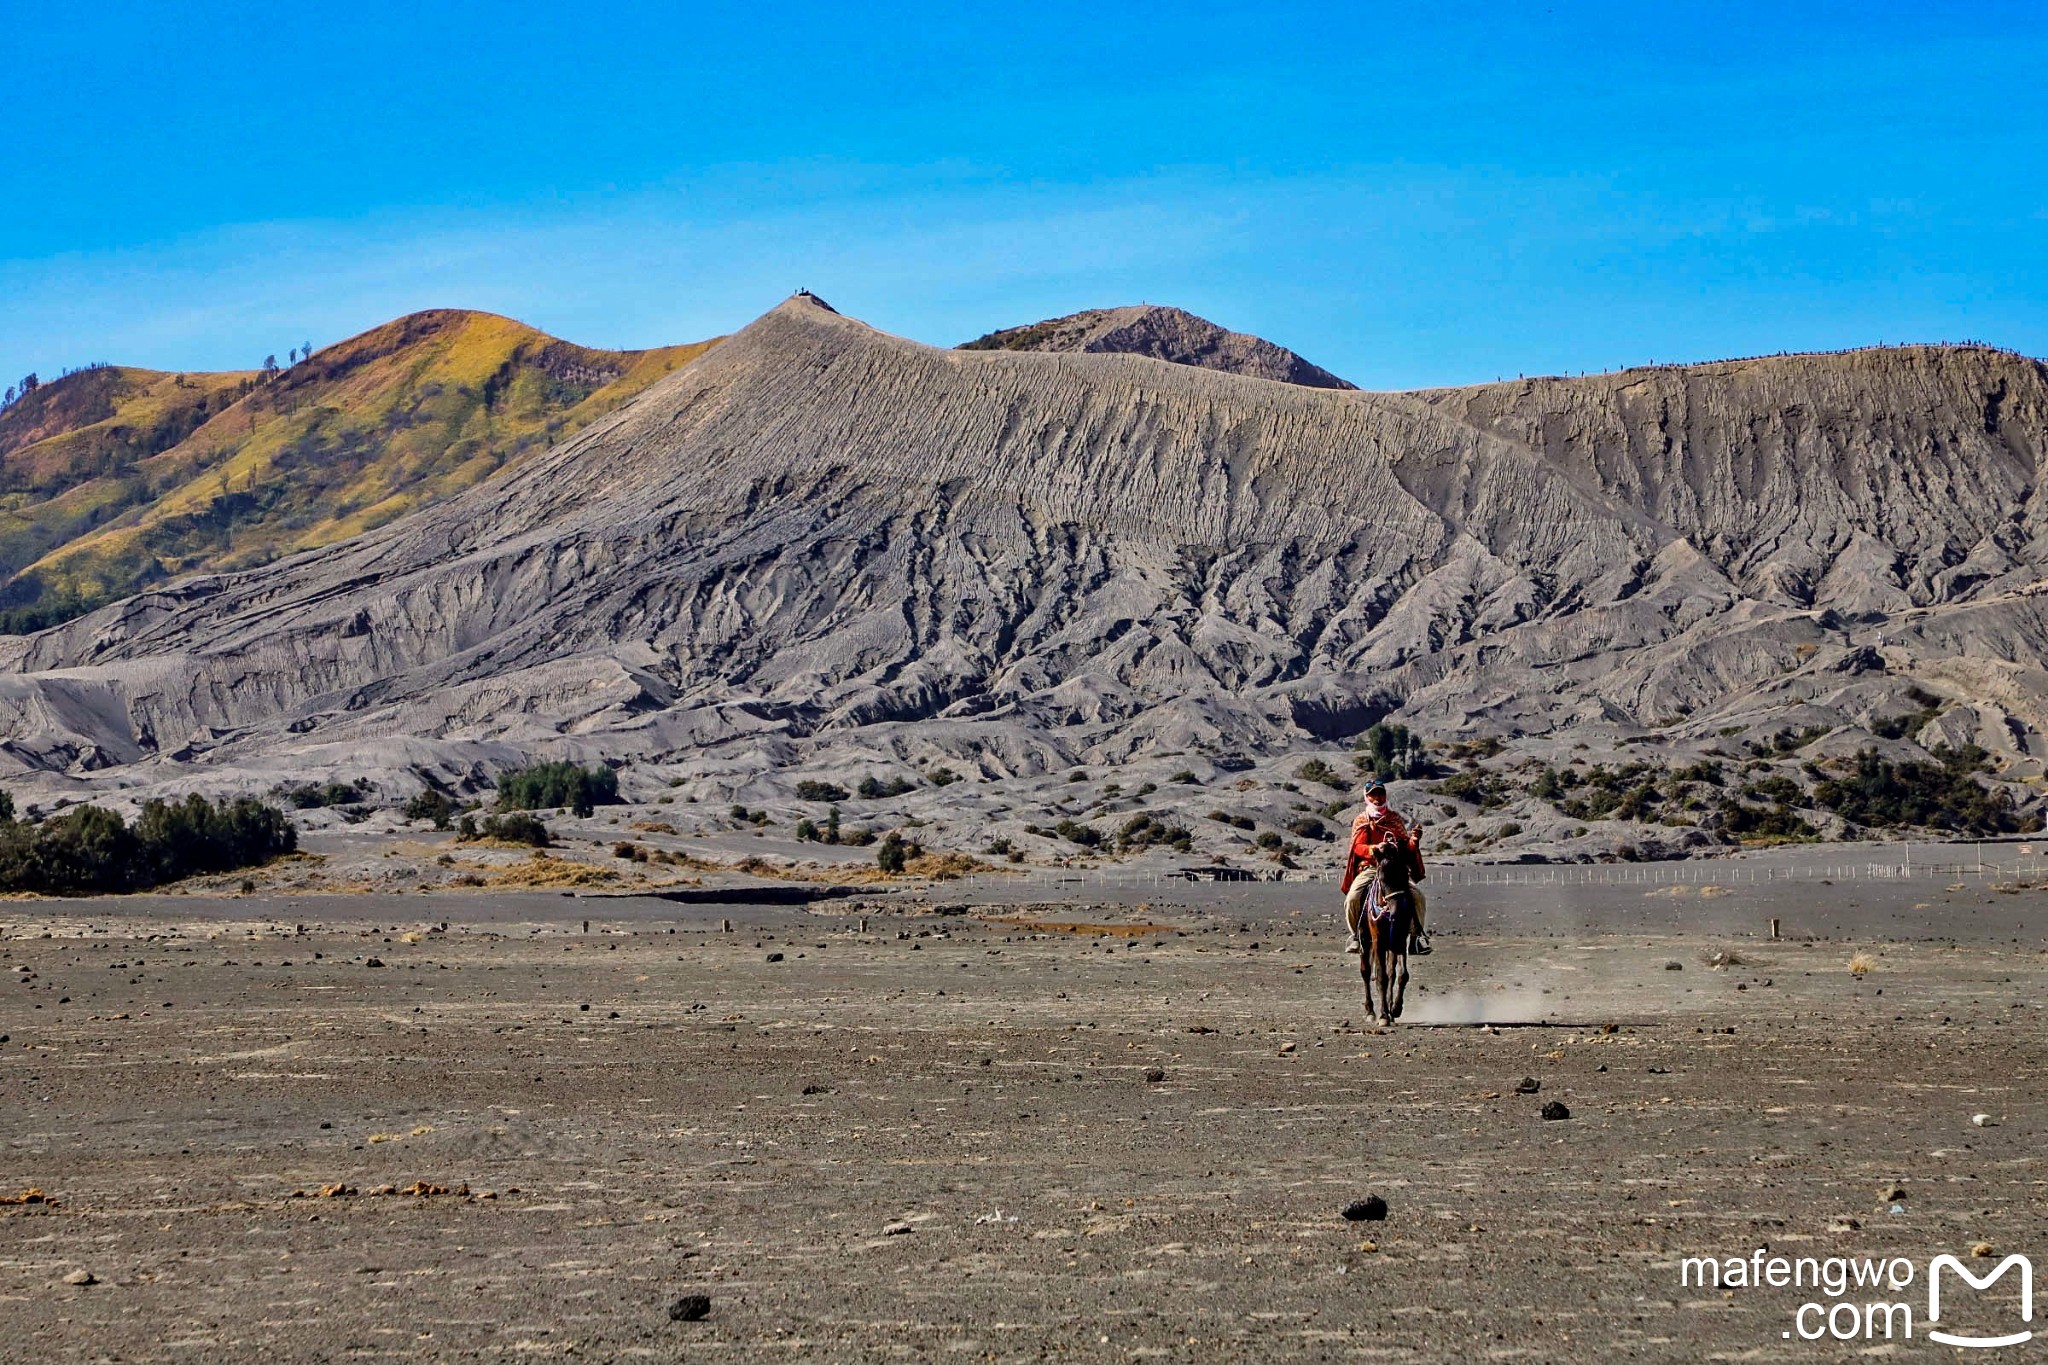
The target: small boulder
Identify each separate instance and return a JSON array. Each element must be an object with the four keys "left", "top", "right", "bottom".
[
  {"left": 765, "top": 951, "right": 784, "bottom": 963},
  {"left": 668, "top": 1293, "right": 711, "bottom": 1322},
  {"left": 1341, "top": 1196, "right": 1388, "bottom": 1222},
  {"left": 1540, "top": 1100, "right": 1571, "bottom": 1121},
  {"left": 364, "top": 958, "right": 385, "bottom": 968},
  {"left": 1143, "top": 1067, "right": 1166, "bottom": 1084},
  {"left": 1514, "top": 1076, "right": 1540, "bottom": 1094},
  {"left": 61, "top": 1269, "right": 95, "bottom": 1286}
]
